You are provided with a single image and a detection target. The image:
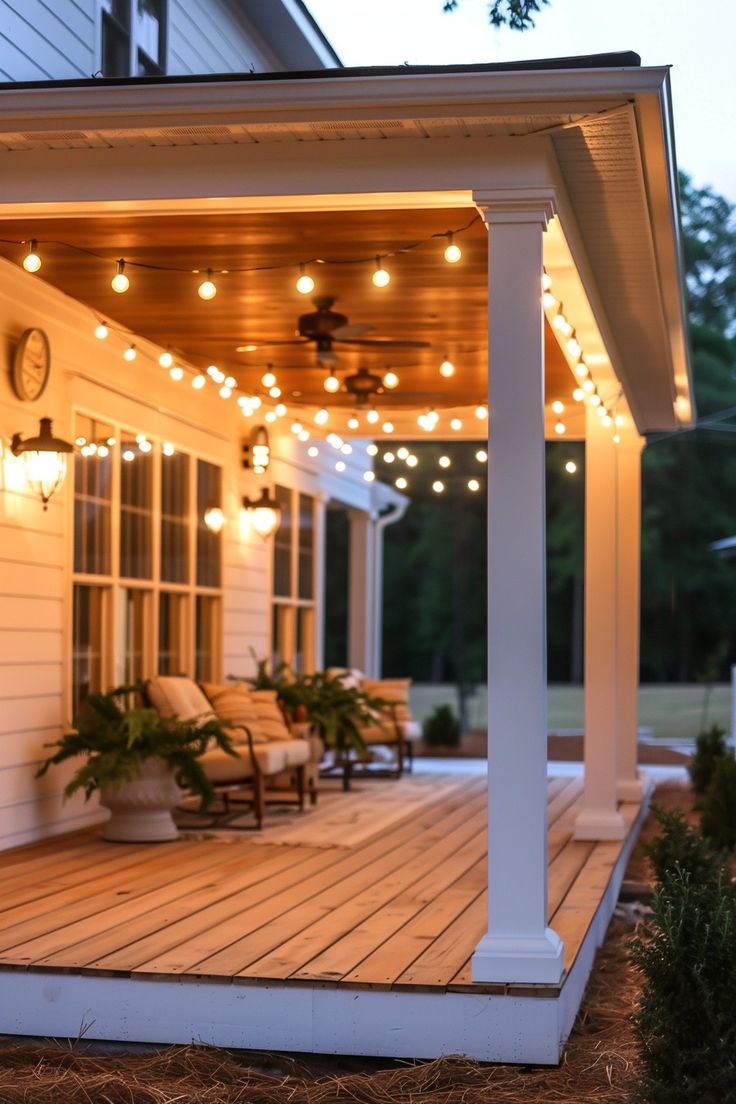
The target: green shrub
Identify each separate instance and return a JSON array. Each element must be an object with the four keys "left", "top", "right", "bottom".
[
  {"left": 701, "top": 755, "right": 736, "bottom": 851},
  {"left": 632, "top": 809, "right": 736, "bottom": 1102},
  {"left": 689, "top": 724, "right": 728, "bottom": 796},
  {"left": 422, "top": 704, "right": 461, "bottom": 748}
]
